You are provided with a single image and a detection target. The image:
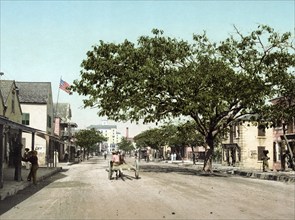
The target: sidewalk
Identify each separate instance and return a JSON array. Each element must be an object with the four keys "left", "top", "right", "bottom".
[
  {"left": 0, "top": 163, "right": 68, "bottom": 200},
  {"left": 144, "top": 159, "right": 295, "bottom": 183},
  {"left": 125, "top": 156, "right": 295, "bottom": 183}
]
